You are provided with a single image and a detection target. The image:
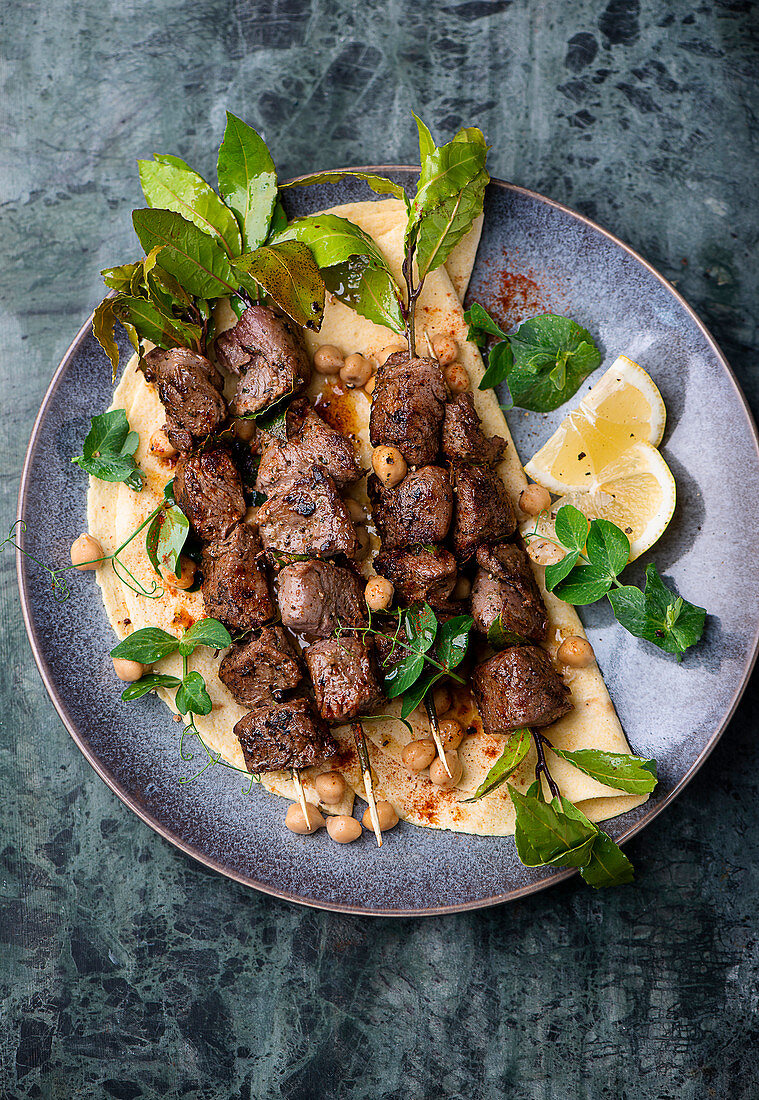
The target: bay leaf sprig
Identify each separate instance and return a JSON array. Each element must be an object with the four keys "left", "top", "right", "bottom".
[
  {"left": 530, "top": 504, "right": 706, "bottom": 658},
  {"left": 465, "top": 302, "right": 602, "bottom": 413}
]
